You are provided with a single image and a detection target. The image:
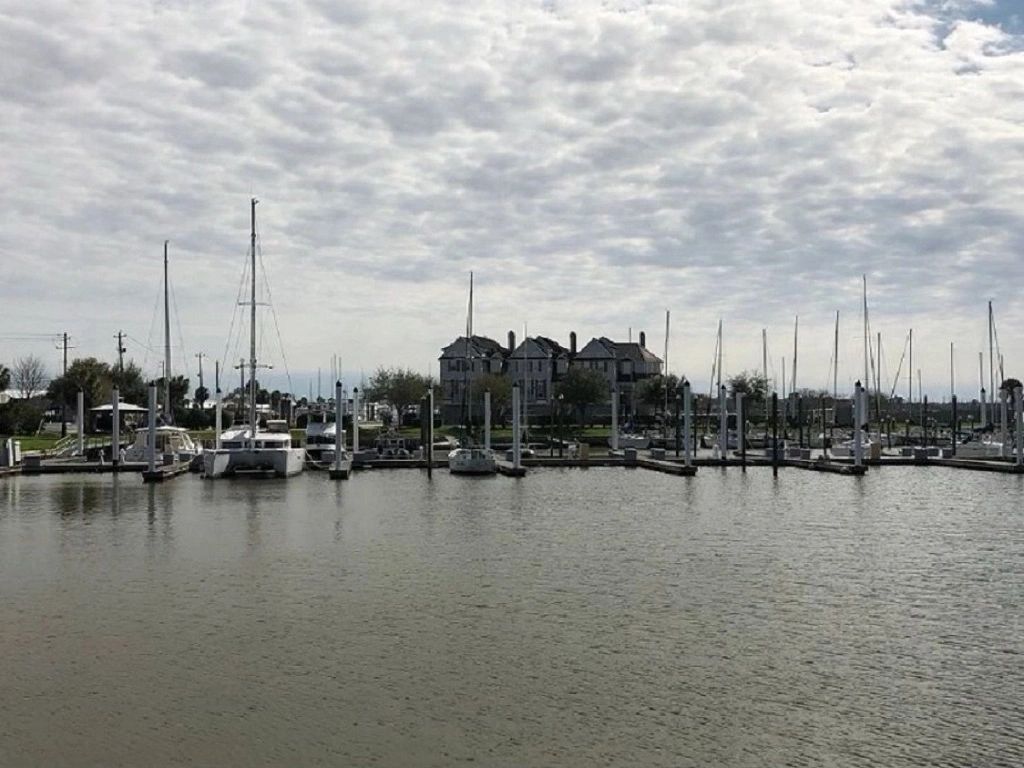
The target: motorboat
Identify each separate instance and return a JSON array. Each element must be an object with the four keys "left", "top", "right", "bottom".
[
  {"left": 955, "top": 436, "right": 1006, "bottom": 459},
  {"left": 305, "top": 412, "right": 345, "bottom": 464},
  {"left": 448, "top": 446, "right": 497, "bottom": 474},
  {"left": 125, "top": 425, "right": 202, "bottom": 464},
  {"left": 612, "top": 433, "right": 650, "bottom": 449},
  {"left": 374, "top": 430, "right": 414, "bottom": 458},
  {"left": 830, "top": 431, "right": 882, "bottom": 460}
]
